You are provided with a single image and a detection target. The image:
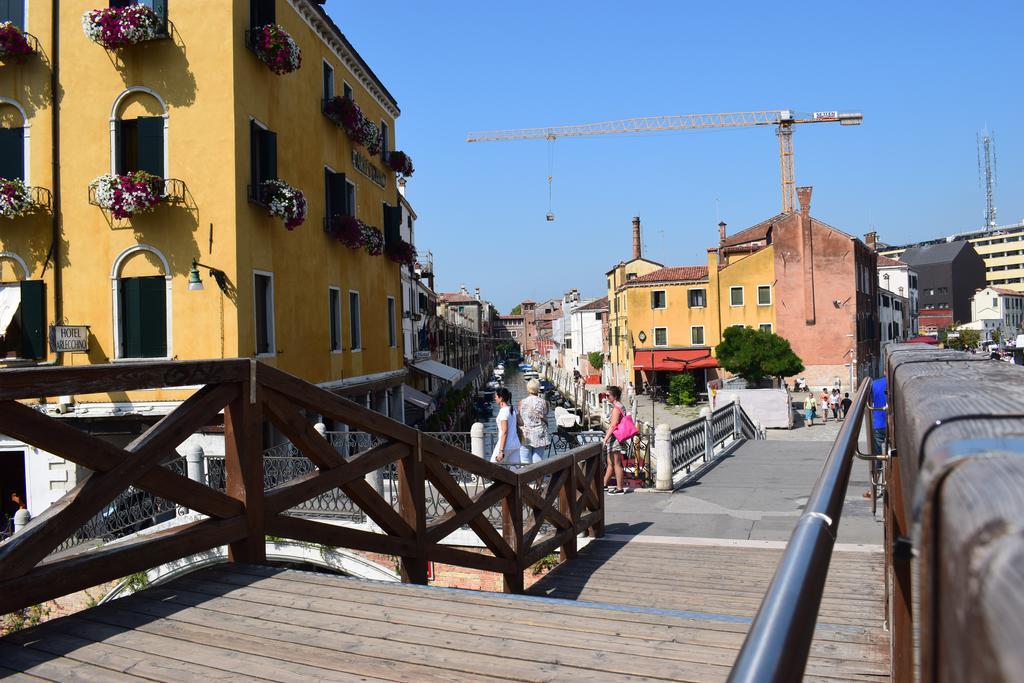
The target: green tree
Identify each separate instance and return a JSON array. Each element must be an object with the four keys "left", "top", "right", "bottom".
[
  {"left": 715, "top": 326, "right": 804, "bottom": 387},
  {"left": 991, "top": 327, "right": 1003, "bottom": 346},
  {"left": 587, "top": 351, "right": 604, "bottom": 371},
  {"left": 510, "top": 304, "right": 521, "bottom": 315},
  {"left": 947, "top": 326, "right": 980, "bottom": 351},
  {"left": 667, "top": 373, "right": 698, "bottom": 406}
]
